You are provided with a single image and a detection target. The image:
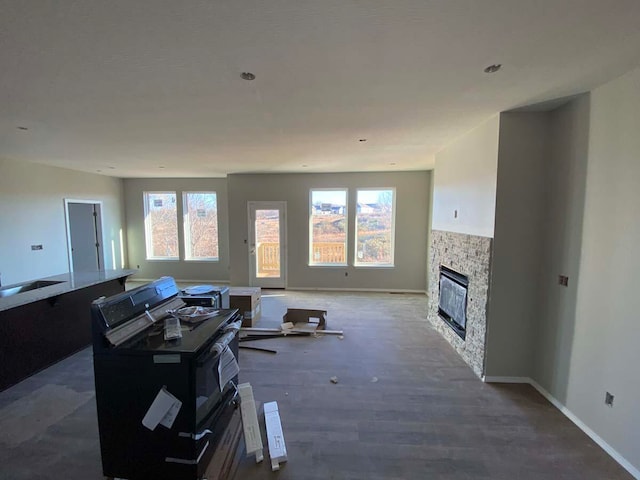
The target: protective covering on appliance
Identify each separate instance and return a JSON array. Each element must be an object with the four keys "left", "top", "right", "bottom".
[{"left": 166, "top": 306, "right": 219, "bottom": 323}]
